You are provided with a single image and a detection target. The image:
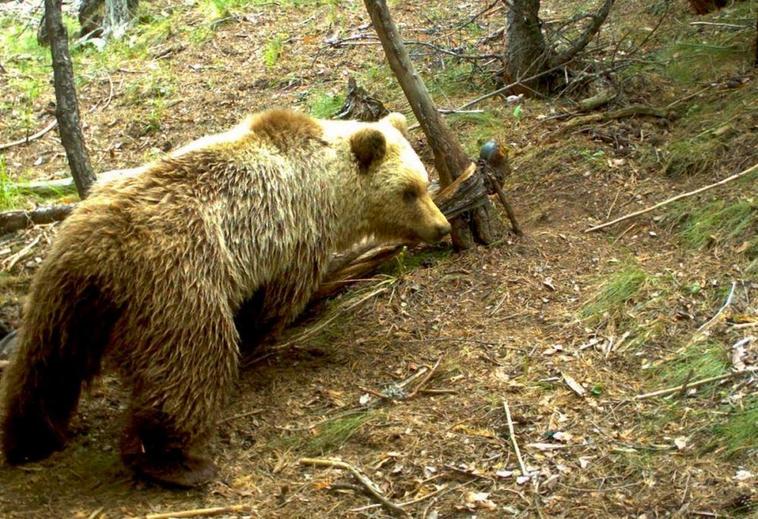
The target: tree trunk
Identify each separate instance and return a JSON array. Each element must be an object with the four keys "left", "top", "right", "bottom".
[
  {"left": 104, "top": 0, "right": 137, "bottom": 39},
  {"left": 503, "top": 0, "right": 550, "bottom": 92},
  {"left": 503, "top": 0, "right": 615, "bottom": 94},
  {"left": 44, "top": 0, "right": 97, "bottom": 198},
  {"left": 363, "top": 0, "right": 495, "bottom": 249}
]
